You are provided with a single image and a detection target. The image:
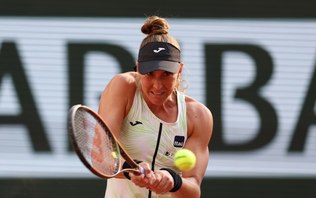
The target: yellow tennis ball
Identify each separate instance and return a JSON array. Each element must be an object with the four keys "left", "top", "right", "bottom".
[
  {"left": 174, "top": 149, "right": 196, "bottom": 171},
  {"left": 111, "top": 151, "right": 117, "bottom": 159}
]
